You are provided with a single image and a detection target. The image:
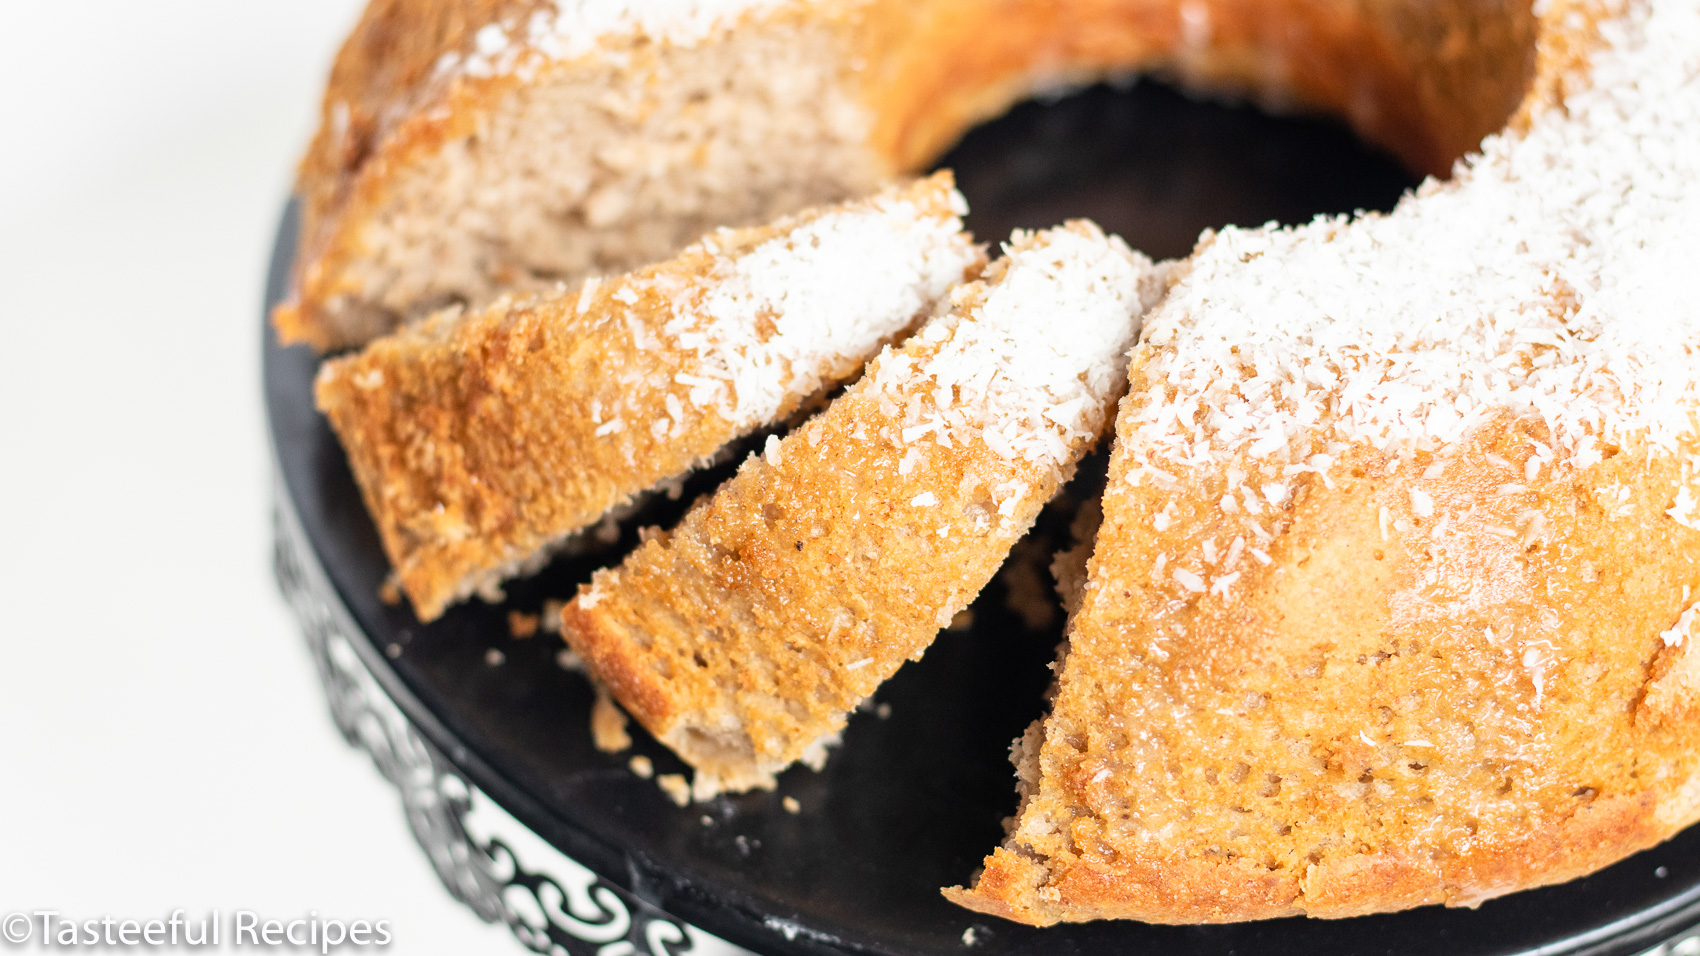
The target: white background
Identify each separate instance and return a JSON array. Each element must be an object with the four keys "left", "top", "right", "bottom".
[{"left": 0, "top": 3, "right": 520, "bottom": 952}]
